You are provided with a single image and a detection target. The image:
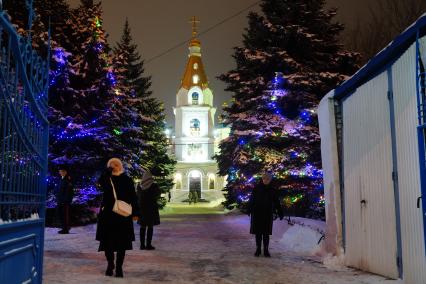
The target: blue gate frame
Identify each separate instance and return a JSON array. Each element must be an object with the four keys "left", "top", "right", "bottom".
[
  {"left": 416, "top": 30, "right": 426, "bottom": 256},
  {"left": 0, "top": 2, "right": 49, "bottom": 284}
]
